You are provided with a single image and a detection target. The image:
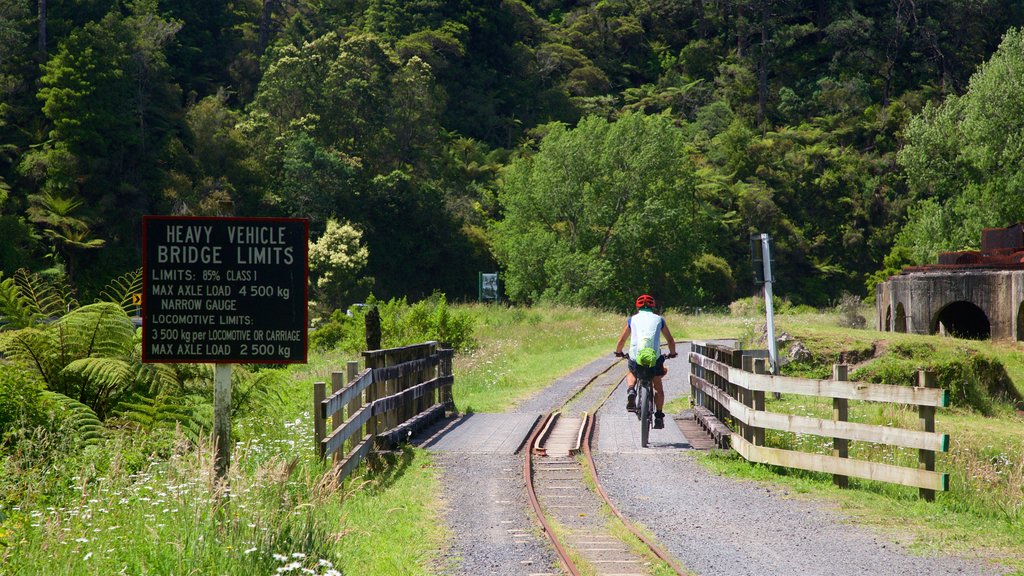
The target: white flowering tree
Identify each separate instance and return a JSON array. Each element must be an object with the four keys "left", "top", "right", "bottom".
[{"left": 308, "top": 219, "right": 370, "bottom": 312}]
